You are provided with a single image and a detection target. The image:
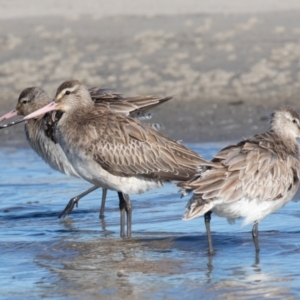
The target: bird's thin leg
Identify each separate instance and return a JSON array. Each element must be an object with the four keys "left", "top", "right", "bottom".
[
  {"left": 58, "top": 185, "right": 100, "bottom": 218},
  {"left": 204, "top": 211, "right": 214, "bottom": 255},
  {"left": 99, "top": 188, "right": 107, "bottom": 219},
  {"left": 254, "top": 251, "right": 260, "bottom": 266},
  {"left": 123, "top": 193, "right": 132, "bottom": 238},
  {"left": 118, "top": 192, "right": 126, "bottom": 238},
  {"left": 100, "top": 215, "right": 107, "bottom": 233},
  {"left": 252, "top": 222, "right": 260, "bottom": 252}
]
